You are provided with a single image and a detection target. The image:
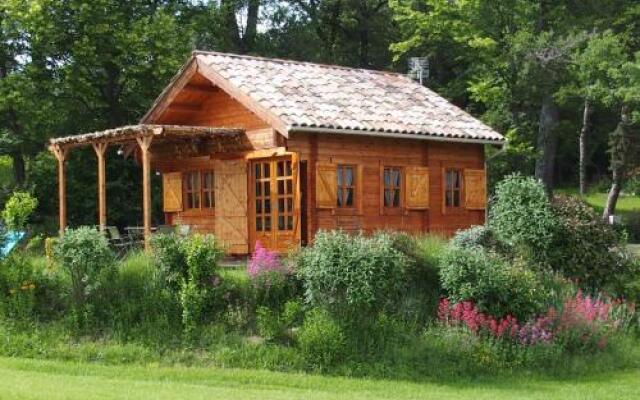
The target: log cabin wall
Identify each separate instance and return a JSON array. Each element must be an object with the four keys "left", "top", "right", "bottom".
[{"left": 285, "top": 131, "right": 485, "bottom": 241}]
